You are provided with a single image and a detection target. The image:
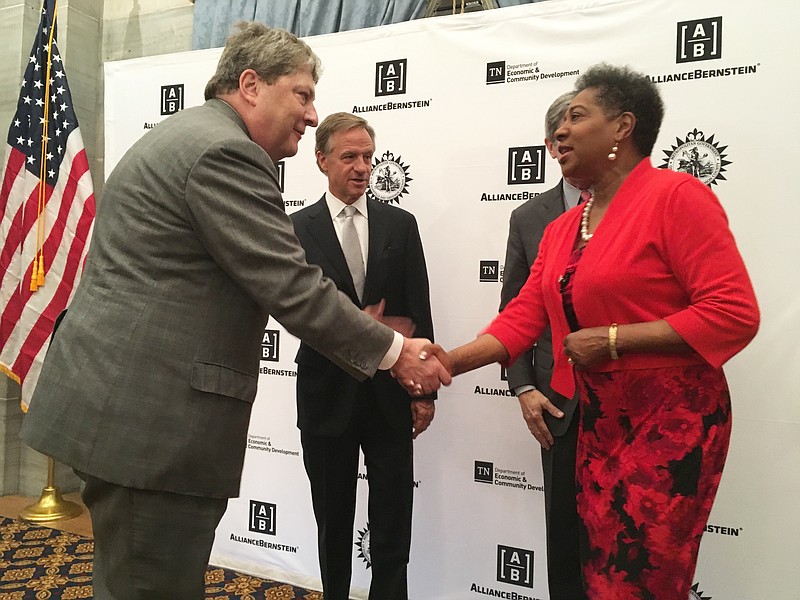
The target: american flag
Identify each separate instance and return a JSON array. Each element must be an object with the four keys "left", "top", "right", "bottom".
[{"left": 0, "top": 0, "right": 95, "bottom": 410}]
